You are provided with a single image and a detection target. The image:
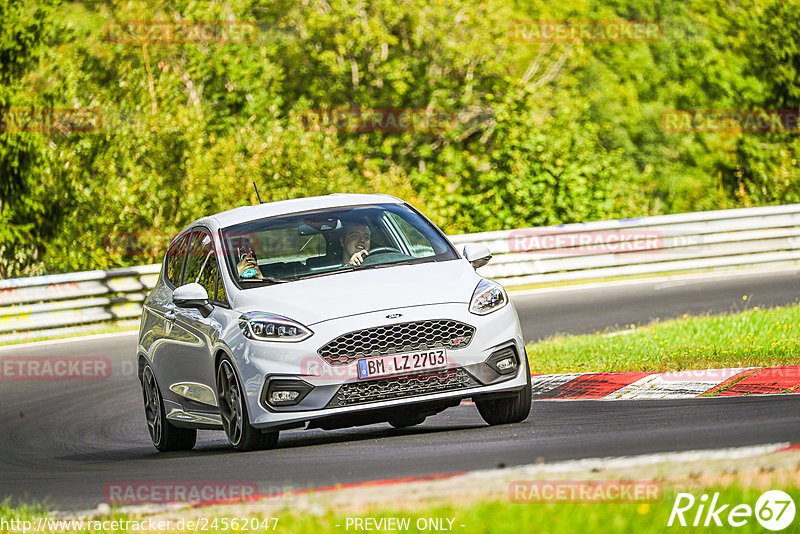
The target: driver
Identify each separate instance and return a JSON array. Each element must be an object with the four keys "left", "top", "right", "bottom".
[{"left": 340, "top": 221, "right": 371, "bottom": 266}]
